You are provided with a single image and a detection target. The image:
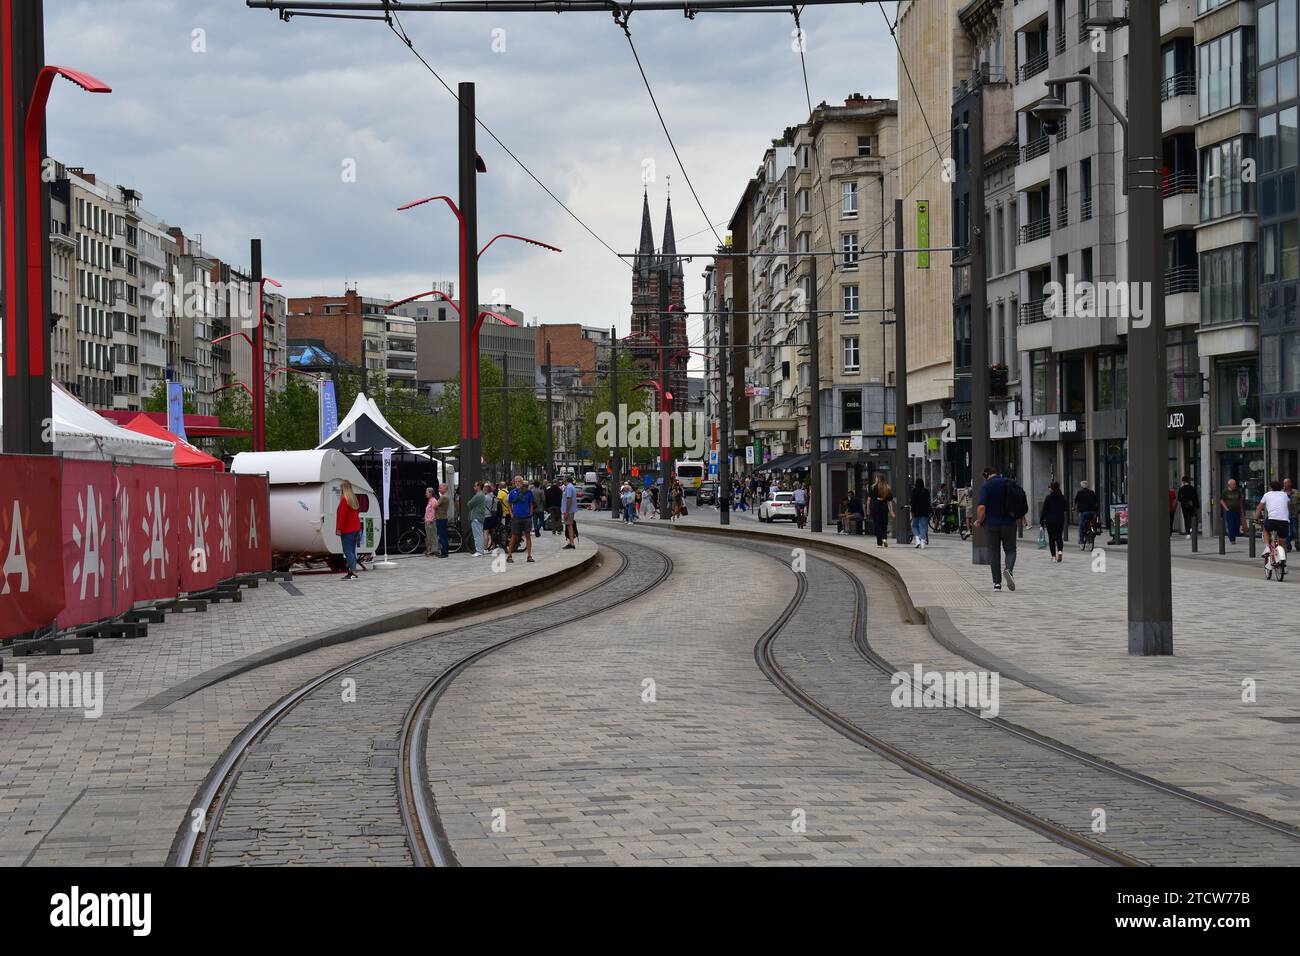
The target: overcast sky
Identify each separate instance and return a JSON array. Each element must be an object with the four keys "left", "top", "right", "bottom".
[{"left": 45, "top": 0, "right": 900, "bottom": 349}]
